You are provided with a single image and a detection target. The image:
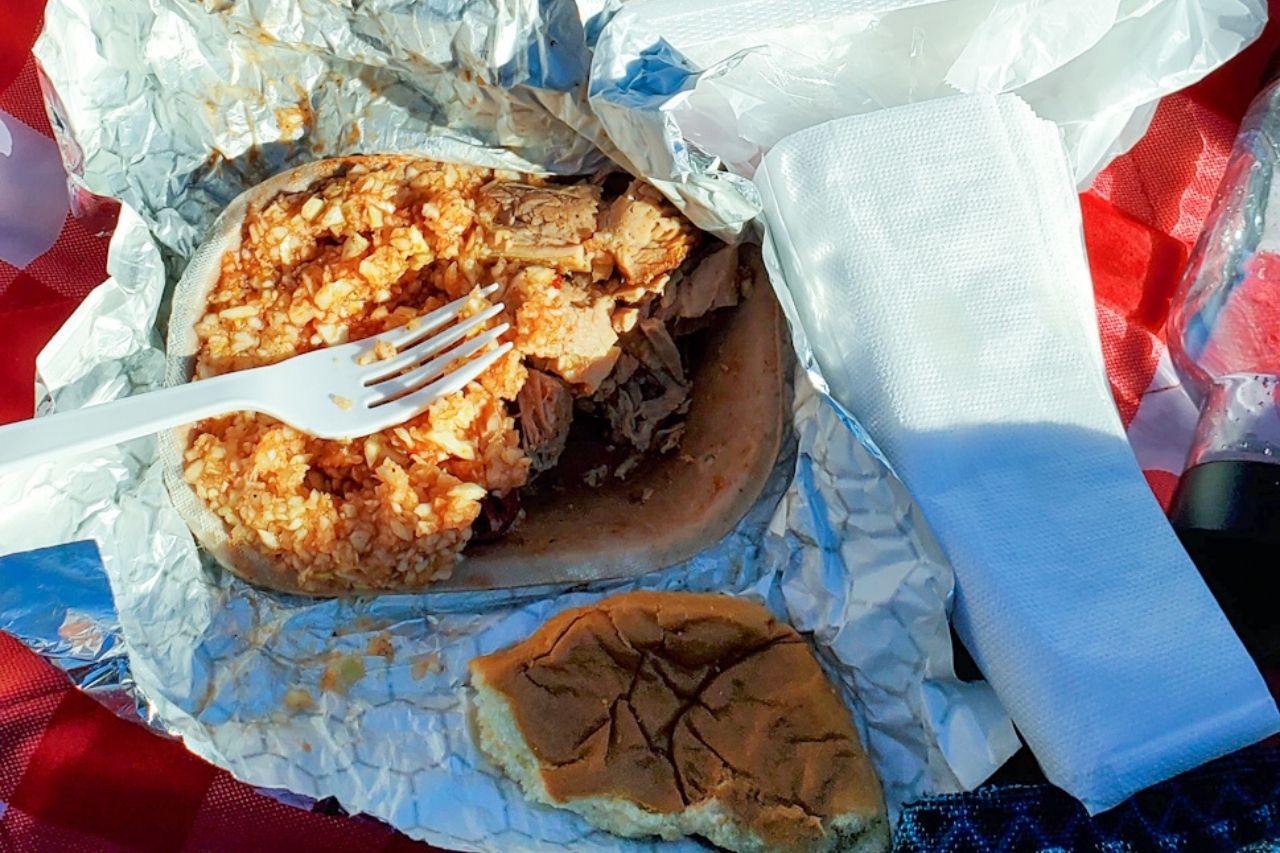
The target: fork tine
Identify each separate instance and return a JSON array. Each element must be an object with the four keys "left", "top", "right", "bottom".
[
  {"left": 362, "top": 304, "right": 506, "bottom": 385},
  {"left": 365, "top": 324, "right": 510, "bottom": 406},
  {"left": 363, "top": 284, "right": 501, "bottom": 353},
  {"left": 360, "top": 342, "right": 514, "bottom": 431}
]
